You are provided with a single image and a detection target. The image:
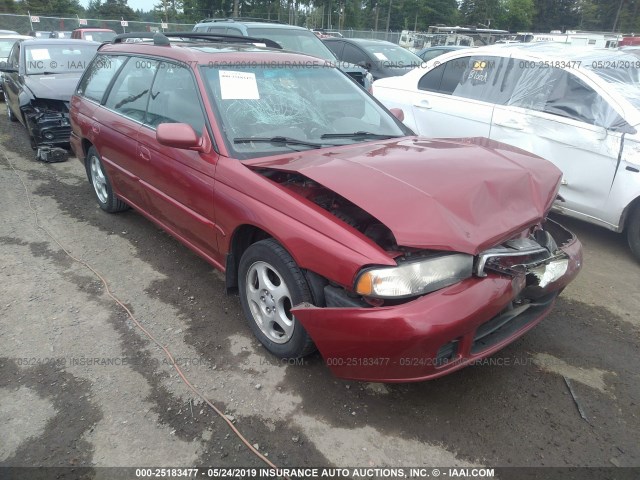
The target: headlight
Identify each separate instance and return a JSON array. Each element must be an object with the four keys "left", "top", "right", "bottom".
[{"left": 355, "top": 254, "right": 473, "bottom": 299}]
